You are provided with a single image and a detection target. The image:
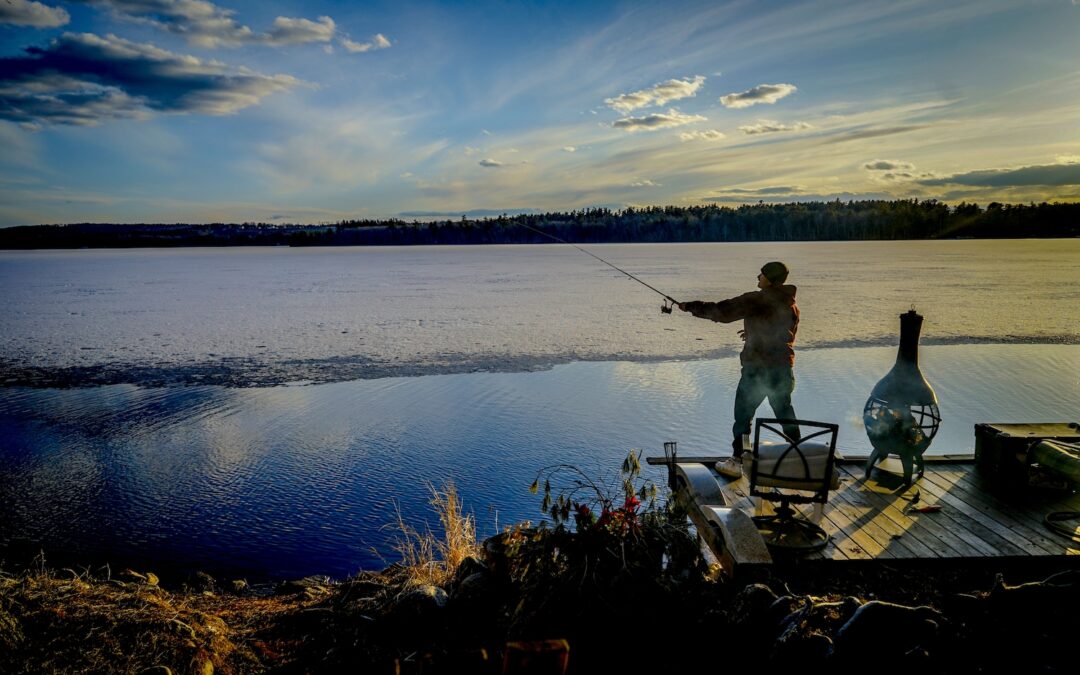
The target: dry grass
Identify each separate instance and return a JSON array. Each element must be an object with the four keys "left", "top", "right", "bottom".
[
  {"left": 0, "top": 567, "right": 314, "bottom": 674},
  {"left": 389, "top": 481, "right": 481, "bottom": 589}
]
